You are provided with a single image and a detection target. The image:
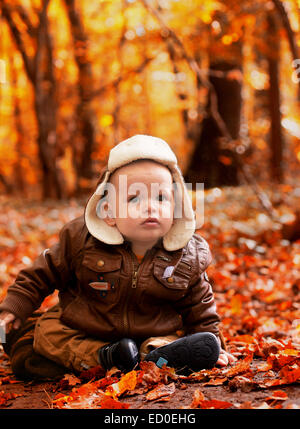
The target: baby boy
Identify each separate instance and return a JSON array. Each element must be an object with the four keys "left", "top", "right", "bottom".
[{"left": 0, "top": 135, "right": 234, "bottom": 379}]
